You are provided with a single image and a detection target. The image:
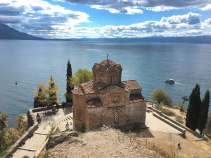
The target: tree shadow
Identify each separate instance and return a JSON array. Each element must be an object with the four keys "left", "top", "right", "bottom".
[
  {"left": 135, "top": 129, "right": 154, "bottom": 138},
  {"left": 63, "top": 107, "right": 72, "bottom": 115}
]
